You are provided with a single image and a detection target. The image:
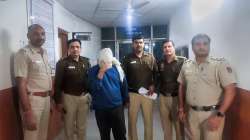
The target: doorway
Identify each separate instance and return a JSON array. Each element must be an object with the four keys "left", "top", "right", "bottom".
[{"left": 58, "top": 28, "right": 68, "bottom": 58}]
